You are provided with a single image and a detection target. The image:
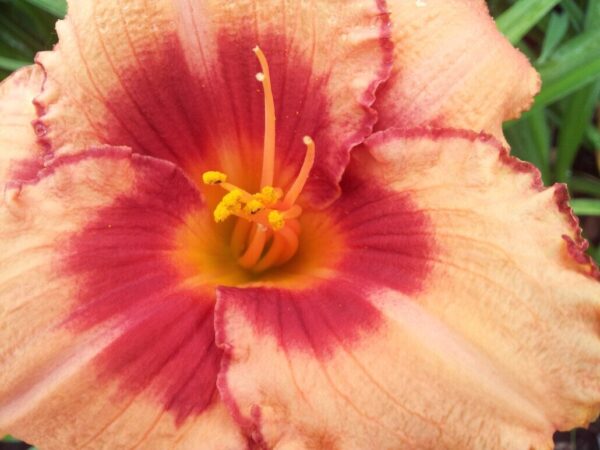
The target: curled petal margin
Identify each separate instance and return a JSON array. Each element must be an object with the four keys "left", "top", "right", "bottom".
[{"left": 216, "top": 128, "right": 600, "bottom": 450}]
